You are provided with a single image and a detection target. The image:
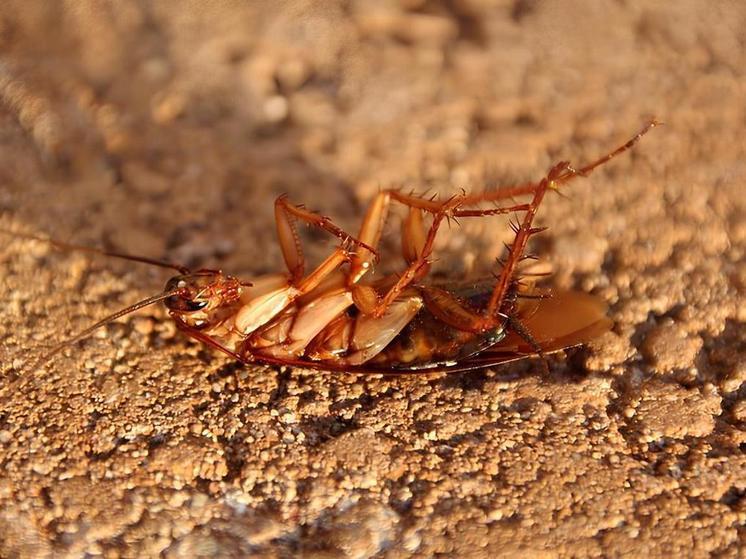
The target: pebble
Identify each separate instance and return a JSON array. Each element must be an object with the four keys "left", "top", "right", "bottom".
[{"left": 641, "top": 320, "right": 703, "bottom": 372}]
